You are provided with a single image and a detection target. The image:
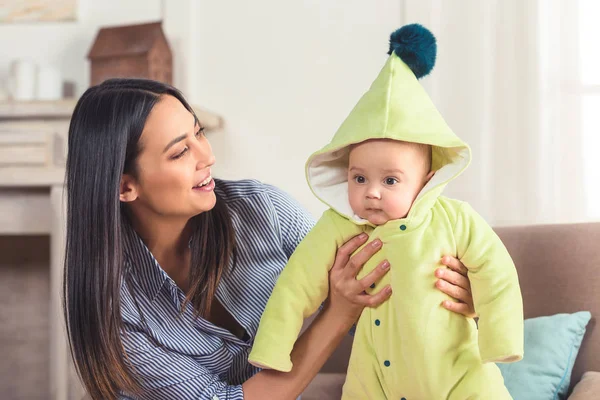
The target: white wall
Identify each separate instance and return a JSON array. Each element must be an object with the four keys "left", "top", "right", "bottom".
[
  {"left": 0, "top": 0, "right": 404, "bottom": 218},
  {"left": 192, "top": 1, "right": 403, "bottom": 217},
  {"left": 0, "top": 0, "right": 163, "bottom": 98}
]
